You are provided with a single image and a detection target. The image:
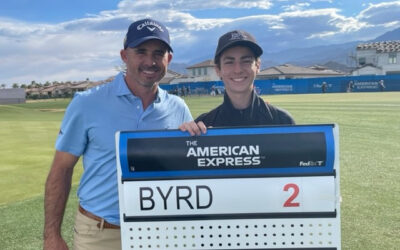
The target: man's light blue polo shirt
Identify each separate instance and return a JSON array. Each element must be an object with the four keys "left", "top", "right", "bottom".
[{"left": 56, "top": 72, "right": 192, "bottom": 225}]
